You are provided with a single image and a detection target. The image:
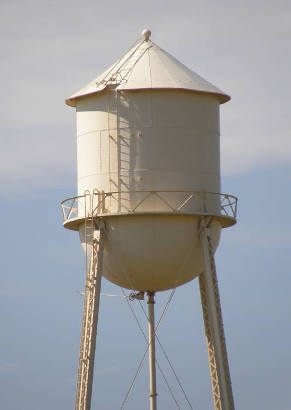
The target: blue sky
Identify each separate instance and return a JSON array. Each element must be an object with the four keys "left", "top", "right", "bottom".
[{"left": 1, "top": 1, "right": 291, "bottom": 409}]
